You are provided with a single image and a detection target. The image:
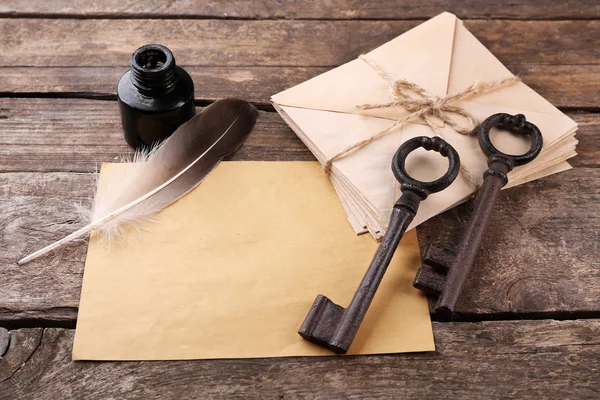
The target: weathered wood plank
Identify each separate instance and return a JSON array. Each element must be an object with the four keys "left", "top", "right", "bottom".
[
  {"left": 0, "top": 173, "right": 90, "bottom": 326},
  {"left": 1, "top": 321, "right": 599, "bottom": 399},
  {"left": 0, "top": 99, "right": 314, "bottom": 173},
  {"left": 573, "top": 112, "right": 600, "bottom": 166},
  {"left": 0, "top": 98, "right": 596, "bottom": 173},
  {"left": 0, "top": 19, "right": 597, "bottom": 67},
  {"left": 0, "top": 66, "right": 330, "bottom": 106},
  {"left": 418, "top": 169, "right": 600, "bottom": 317},
  {"left": 0, "top": 0, "right": 598, "bottom": 20},
  {"left": 1, "top": 167, "right": 598, "bottom": 324},
  {"left": 0, "top": 328, "right": 8, "bottom": 357},
  {"left": 1, "top": 64, "right": 597, "bottom": 109},
  {"left": 0, "top": 328, "right": 42, "bottom": 392},
  {"left": 514, "top": 64, "right": 600, "bottom": 109}
]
